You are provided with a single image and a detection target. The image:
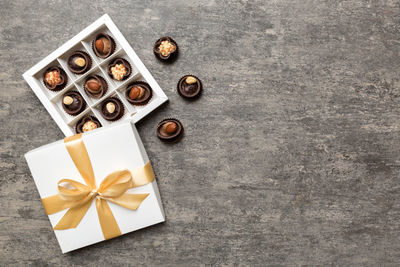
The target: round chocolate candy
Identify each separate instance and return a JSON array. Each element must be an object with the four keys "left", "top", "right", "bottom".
[
  {"left": 156, "top": 118, "right": 184, "bottom": 143},
  {"left": 75, "top": 115, "right": 102, "bottom": 133},
  {"left": 125, "top": 81, "right": 152, "bottom": 106},
  {"left": 62, "top": 91, "right": 86, "bottom": 116},
  {"left": 92, "top": 33, "right": 116, "bottom": 59},
  {"left": 100, "top": 97, "right": 124, "bottom": 121},
  {"left": 177, "top": 75, "right": 202, "bottom": 99},
  {"left": 67, "top": 51, "right": 92, "bottom": 74},
  {"left": 84, "top": 75, "right": 108, "bottom": 98}
]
